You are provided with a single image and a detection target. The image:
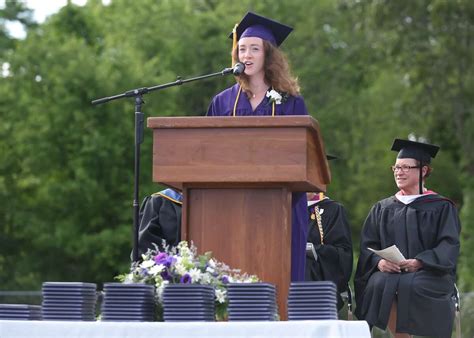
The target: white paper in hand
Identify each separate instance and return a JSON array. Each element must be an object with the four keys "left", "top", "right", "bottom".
[{"left": 367, "top": 245, "right": 406, "bottom": 263}]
